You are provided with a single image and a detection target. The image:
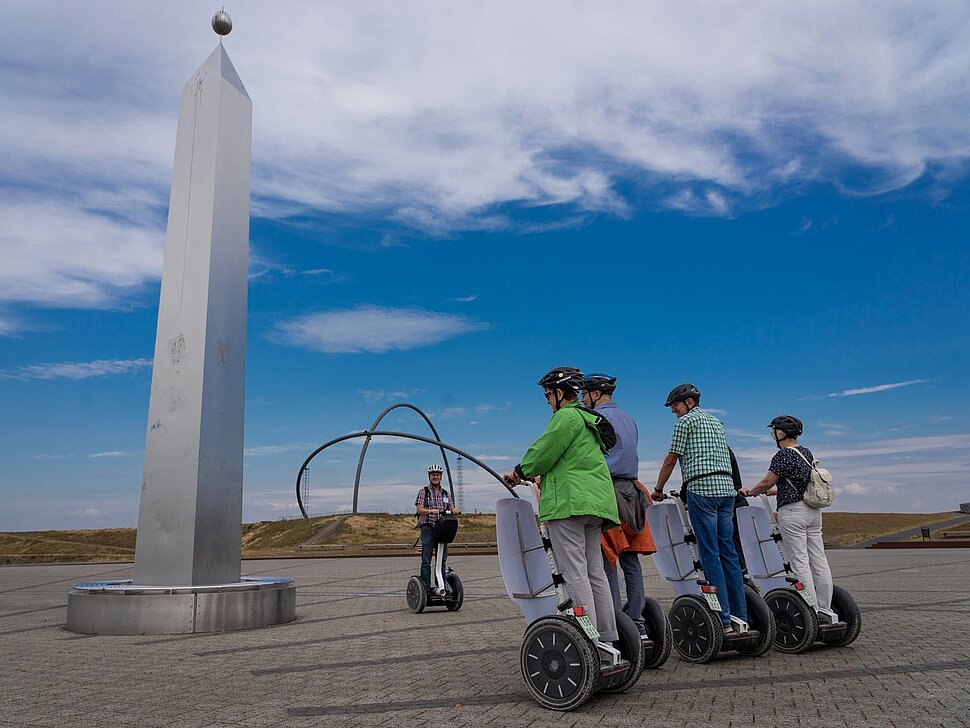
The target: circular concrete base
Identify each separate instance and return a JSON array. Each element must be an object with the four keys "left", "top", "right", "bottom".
[{"left": 66, "top": 577, "right": 296, "bottom": 635}]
